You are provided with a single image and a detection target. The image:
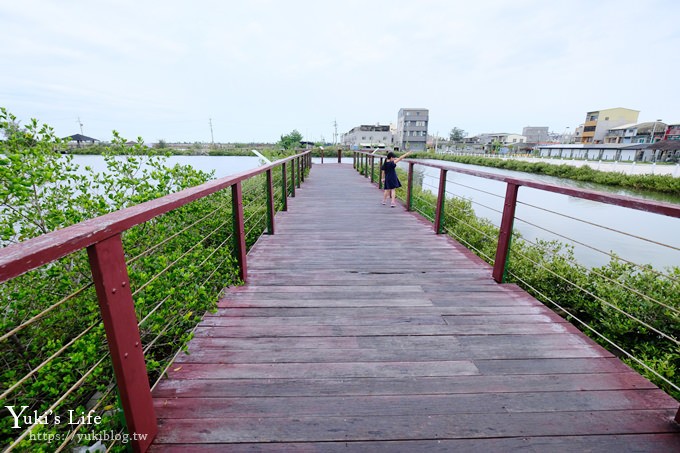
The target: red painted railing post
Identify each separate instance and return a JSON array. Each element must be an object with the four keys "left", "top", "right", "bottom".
[
  {"left": 297, "top": 157, "right": 302, "bottom": 188},
  {"left": 266, "top": 169, "right": 275, "bottom": 235},
  {"left": 338, "top": 149, "right": 342, "bottom": 163},
  {"left": 281, "top": 162, "right": 288, "bottom": 211},
  {"left": 406, "top": 162, "right": 414, "bottom": 211},
  {"left": 290, "top": 159, "right": 296, "bottom": 197},
  {"left": 232, "top": 182, "right": 247, "bottom": 282},
  {"left": 434, "top": 168, "right": 448, "bottom": 234},
  {"left": 87, "top": 234, "right": 157, "bottom": 453},
  {"left": 301, "top": 155, "right": 306, "bottom": 183},
  {"left": 492, "top": 182, "right": 520, "bottom": 283}
]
